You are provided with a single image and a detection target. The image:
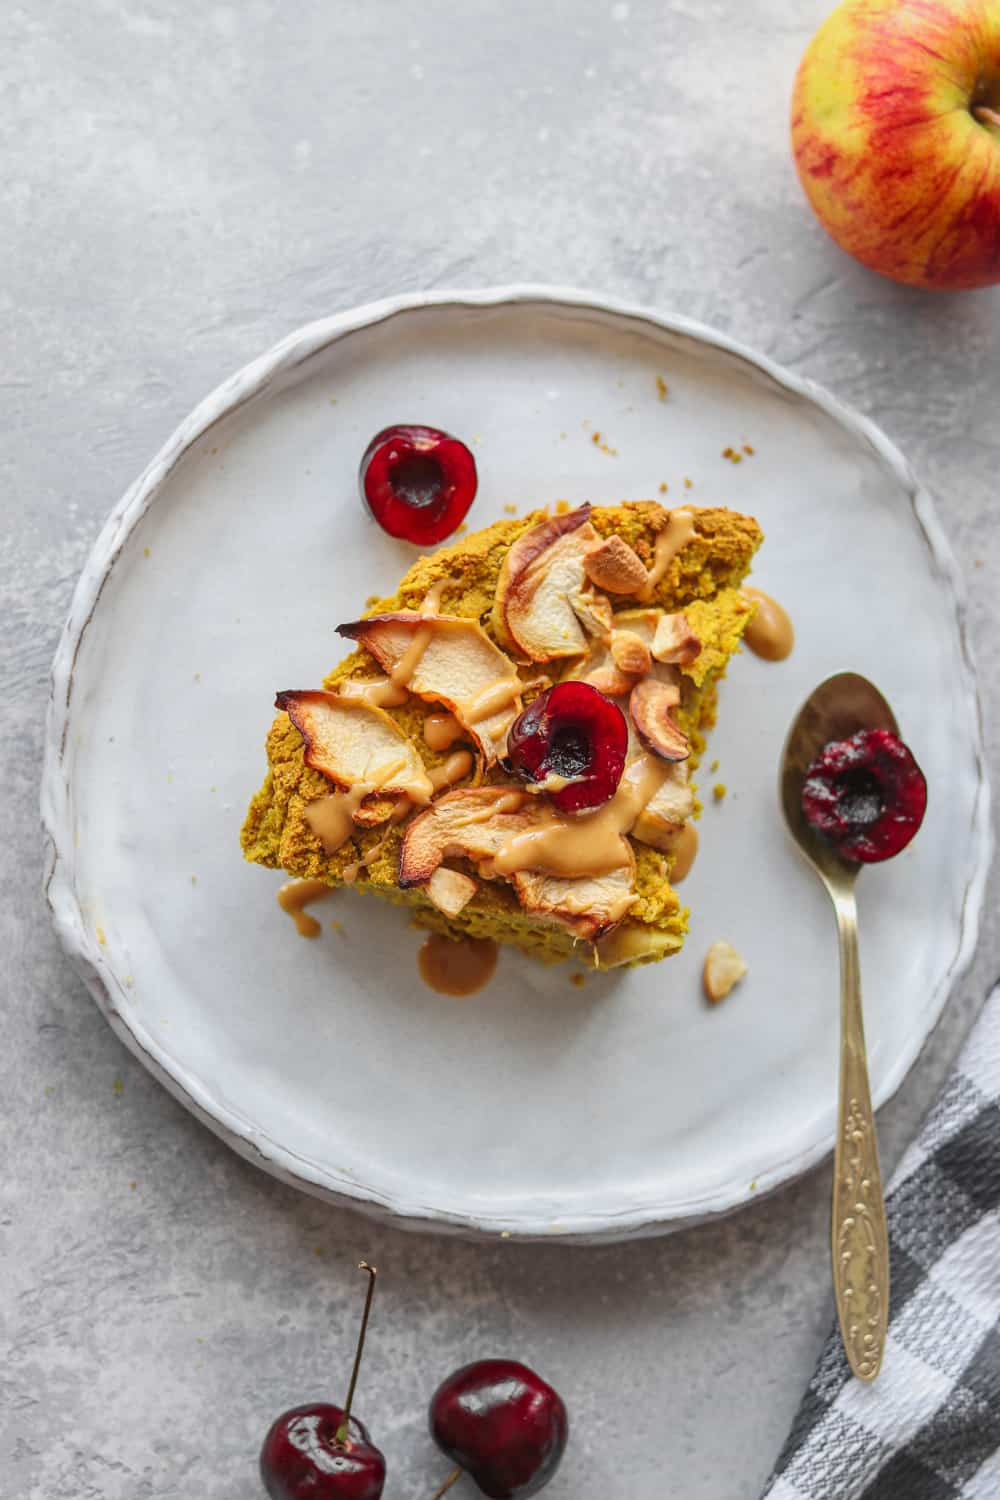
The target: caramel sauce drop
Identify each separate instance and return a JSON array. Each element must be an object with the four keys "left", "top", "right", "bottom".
[
  {"left": 741, "top": 587, "right": 794, "bottom": 662},
  {"left": 418, "top": 933, "right": 498, "bottom": 996},
  {"left": 669, "top": 822, "right": 698, "bottom": 883},
  {"left": 277, "top": 879, "right": 333, "bottom": 938},
  {"left": 423, "top": 712, "right": 464, "bottom": 752}
]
